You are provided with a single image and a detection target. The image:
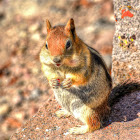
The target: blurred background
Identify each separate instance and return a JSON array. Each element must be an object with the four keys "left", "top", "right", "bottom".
[{"left": 0, "top": 0, "right": 114, "bottom": 139}]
